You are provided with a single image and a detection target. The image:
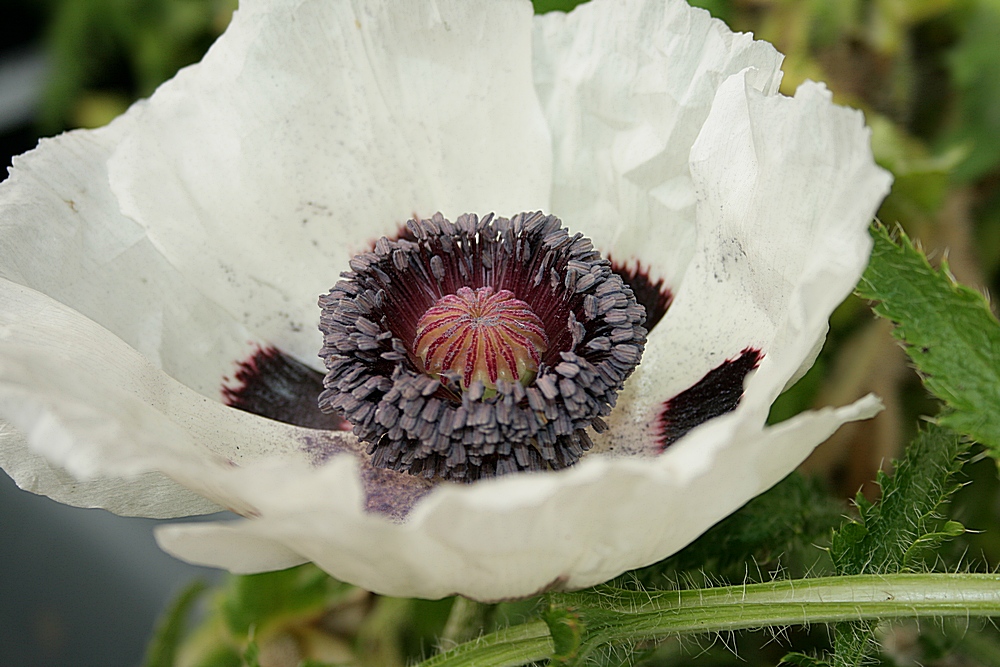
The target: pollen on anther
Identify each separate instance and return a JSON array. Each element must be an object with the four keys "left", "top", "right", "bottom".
[{"left": 414, "top": 286, "right": 548, "bottom": 392}]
